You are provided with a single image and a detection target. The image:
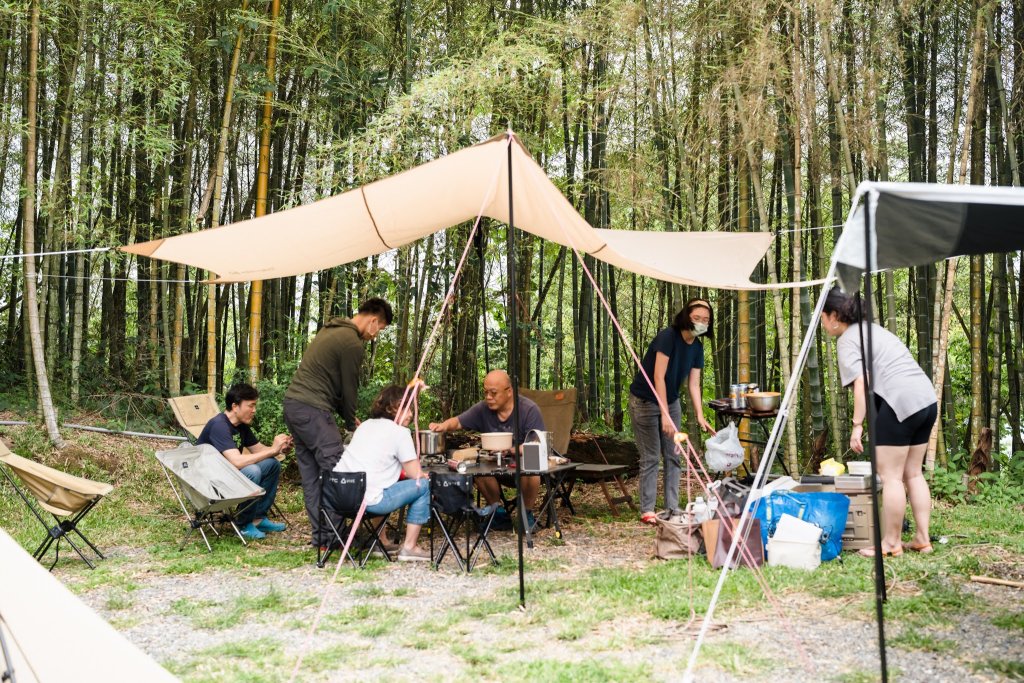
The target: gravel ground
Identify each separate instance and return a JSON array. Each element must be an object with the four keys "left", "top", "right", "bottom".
[{"left": 57, "top": 511, "right": 1024, "bottom": 683}]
